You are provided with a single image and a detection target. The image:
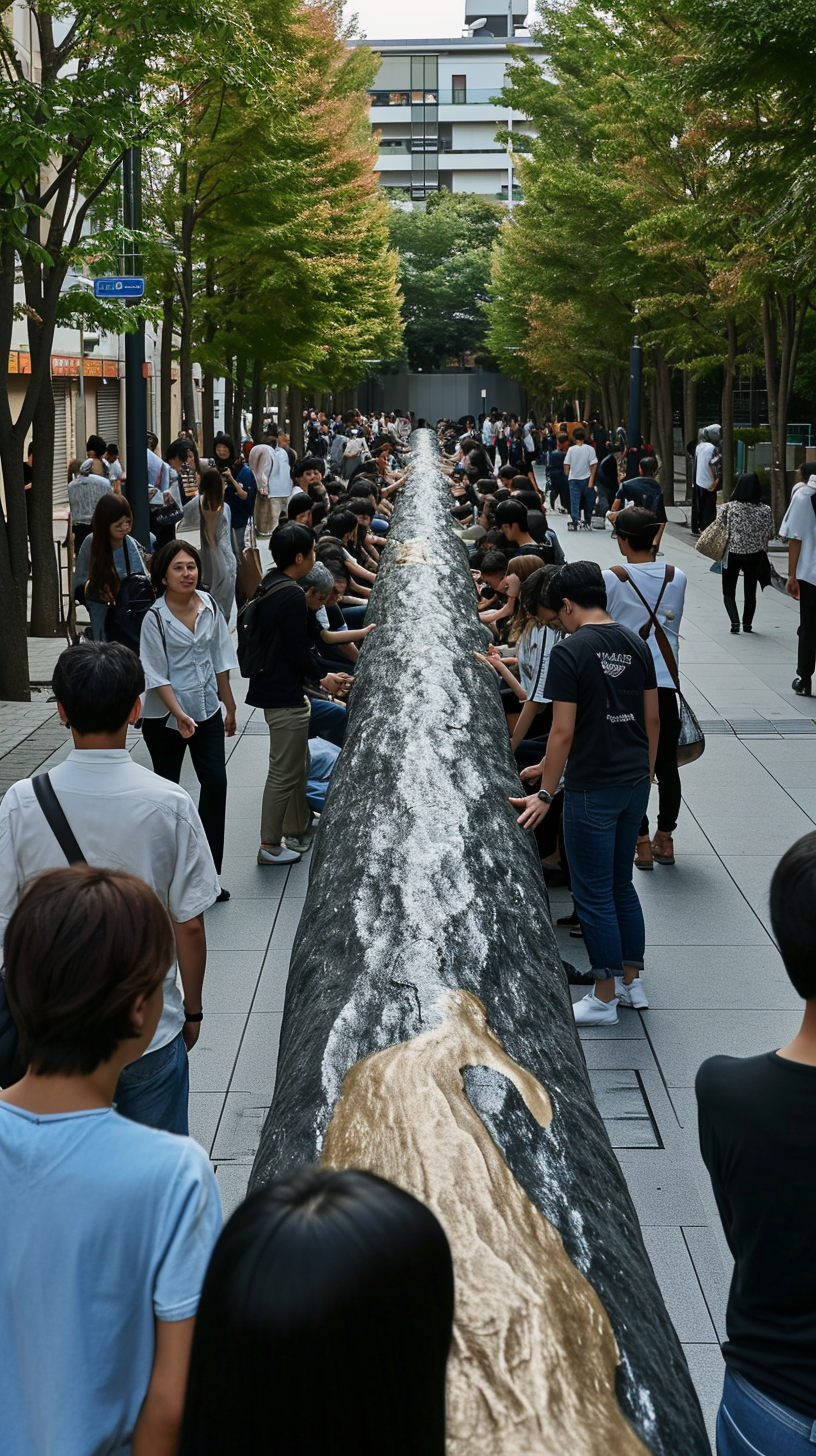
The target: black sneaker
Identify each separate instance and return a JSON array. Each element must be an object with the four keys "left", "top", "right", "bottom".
[
  {"left": 793, "top": 676, "right": 813, "bottom": 696},
  {"left": 556, "top": 908, "right": 581, "bottom": 927}
]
